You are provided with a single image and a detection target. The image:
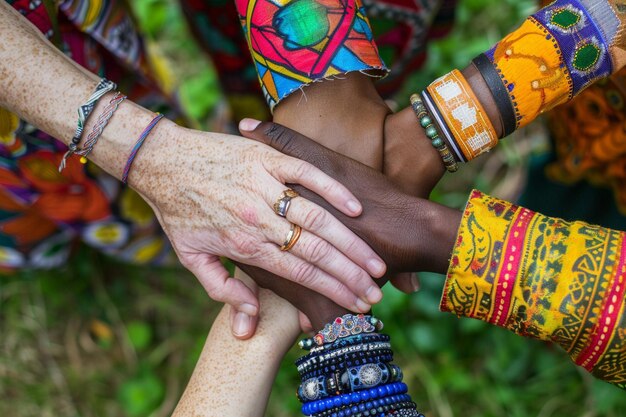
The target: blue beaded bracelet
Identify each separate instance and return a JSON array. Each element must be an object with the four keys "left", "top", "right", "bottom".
[{"left": 302, "top": 382, "right": 408, "bottom": 415}]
